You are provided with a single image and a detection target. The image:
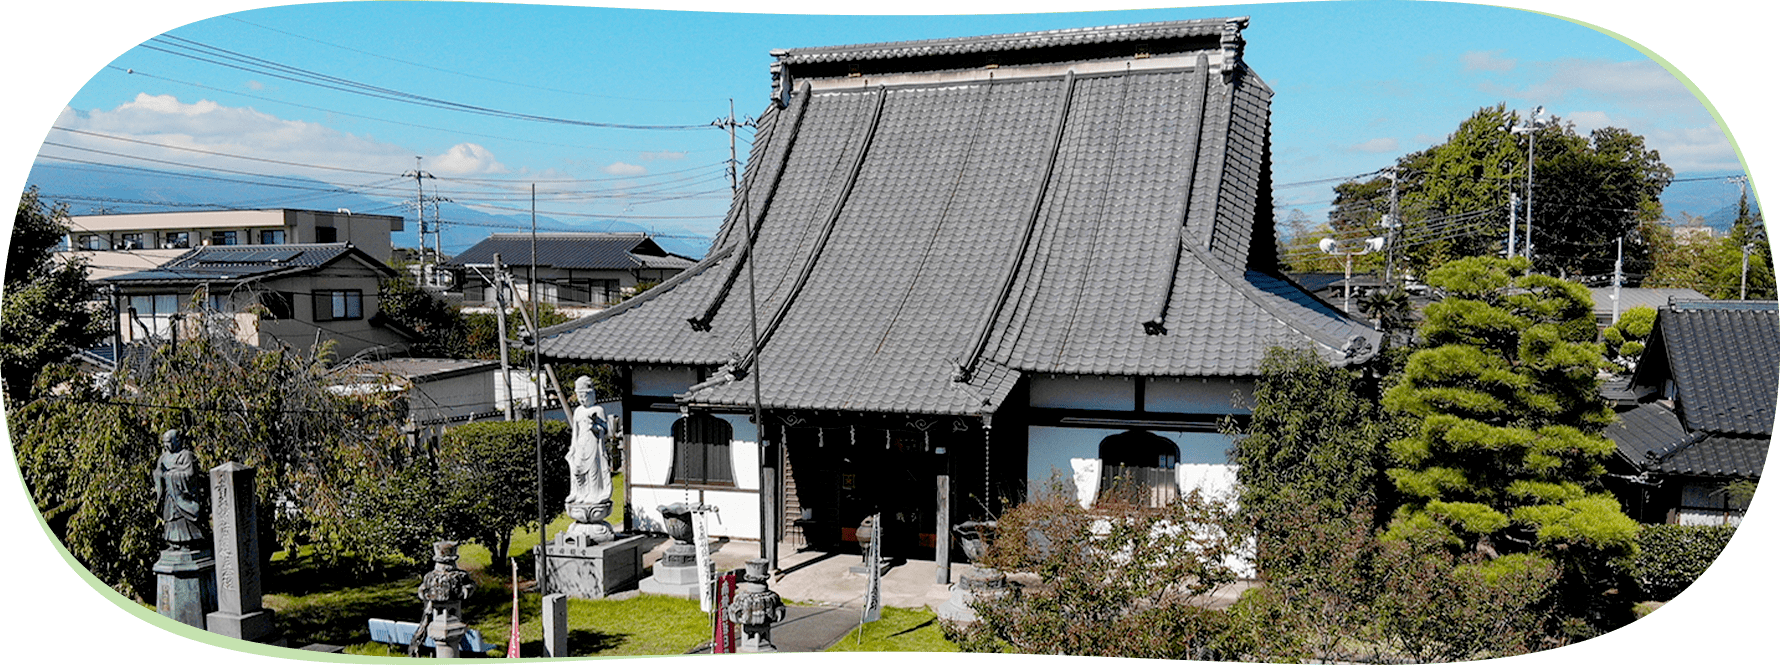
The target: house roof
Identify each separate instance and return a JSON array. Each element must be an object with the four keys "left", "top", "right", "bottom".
[
  {"left": 537, "top": 19, "right": 1379, "bottom": 417},
  {"left": 444, "top": 233, "right": 695, "bottom": 271},
  {"left": 1633, "top": 300, "right": 1780, "bottom": 436},
  {"left": 97, "top": 243, "right": 393, "bottom": 285},
  {"left": 1605, "top": 402, "right": 1768, "bottom": 479},
  {"left": 1588, "top": 287, "right": 1707, "bottom": 324},
  {"left": 343, "top": 358, "right": 500, "bottom": 383}
]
